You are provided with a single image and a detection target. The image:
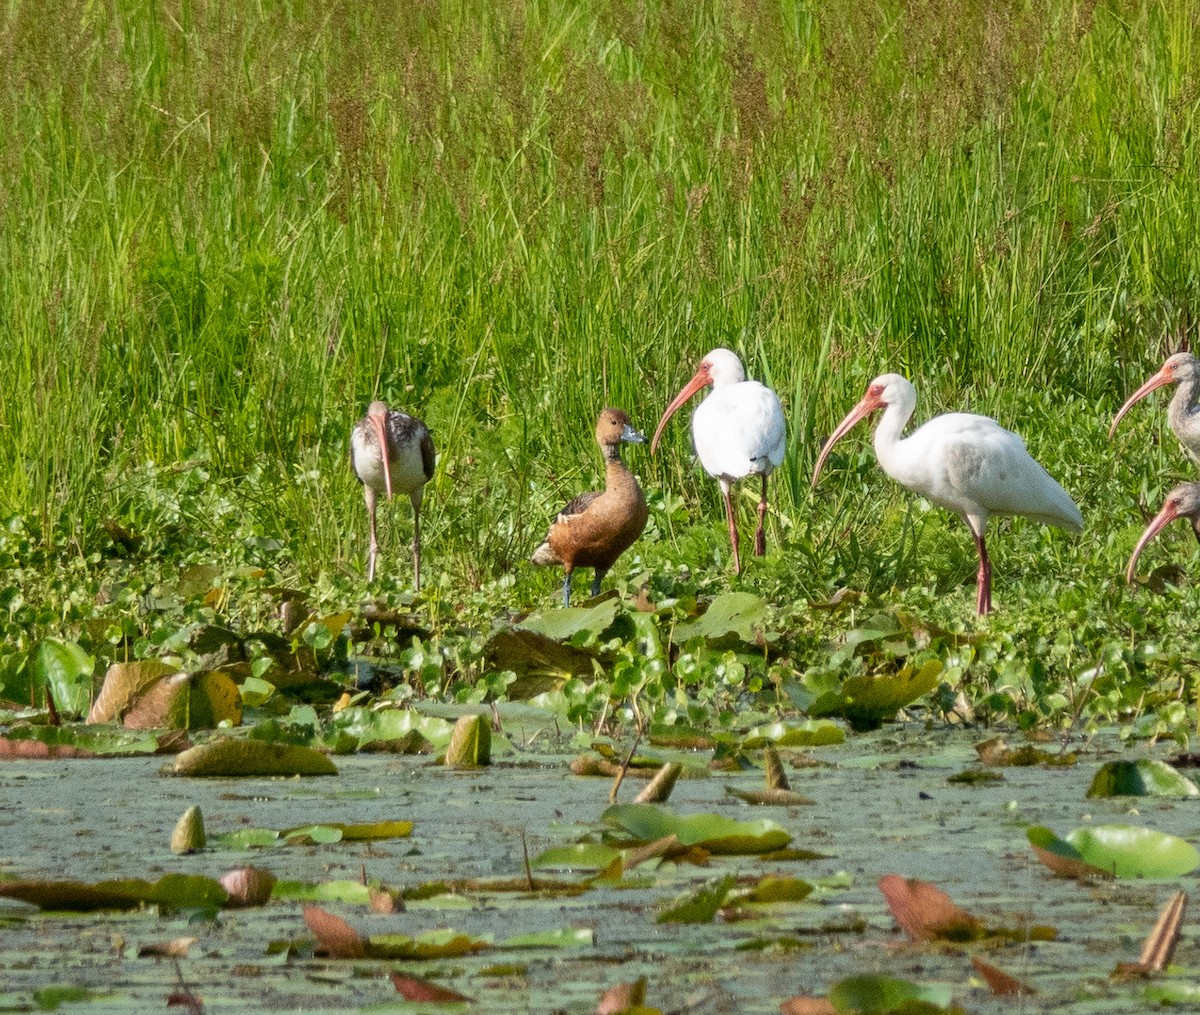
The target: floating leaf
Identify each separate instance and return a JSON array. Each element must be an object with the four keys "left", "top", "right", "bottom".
[
  {"left": 531, "top": 844, "right": 623, "bottom": 872},
  {"left": 741, "top": 720, "right": 845, "bottom": 748},
  {"left": 303, "top": 905, "right": 365, "bottom": 958},
  {"left": 972, "top": 956, "right": 1036, "bottom": 996},
  {"left": 738, "top": 876, "right": 813, "bottom": 904},
  {"left": 725, "top": 786, "right": 815, "bottom": 806},
  {"left": 827, "top": 974, "right": 954, "bottom": 1014},
  {"left": 672, "top": 592, "right": 768, "bottom": 644},
  {"left": 367, "top": 929, "right": 491, "bottom": 959},
  {"left": 327, "top": 706, "right": 452, "bottom": 752},
  {"left": 0, "top": 724, "right": 161, "bottom": 758},
  {"left": 271, "top": 880, "right": 373, "bottom": 904},
  {"left": 390, "top": 973, "right": 471, "bottom": 1003},
  {"left": 500, "top": 927, "right": 594, "bottom": 948},
  {"left": 1087, "top": 760, "right": 1200, "bottom": 798},
  {"left": 1027, "top": 826, "right": 1111, "bottom": 880},
  {"left": 517, "top": 598, "right": 621, "bottom": 641},
  {"left": 657, "top": 874, "right": 737, "bottom": 923},
  {"left": 0, "top": 874, "right": 227, "bottom": 912},
  {"left": 171, "top": 738, "right": 337, "bottom": 776},
  {"left": 1030, "top": 825, "right": 1199, "bottom": 879},
  {"left": 282, "top": 825, "right": 343, "bottom": 845},
  {"left": 878, "top": 875, "right": 985, "bottom": 942},
  {"left": 602, "top": 804, "right": 791, "bottom": 854},
  {"left": 807, "top": 659, "right": 942, "bottom": 731},
  {"left": 445, "top": 713, "right": 491, "bottom": 768}
]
